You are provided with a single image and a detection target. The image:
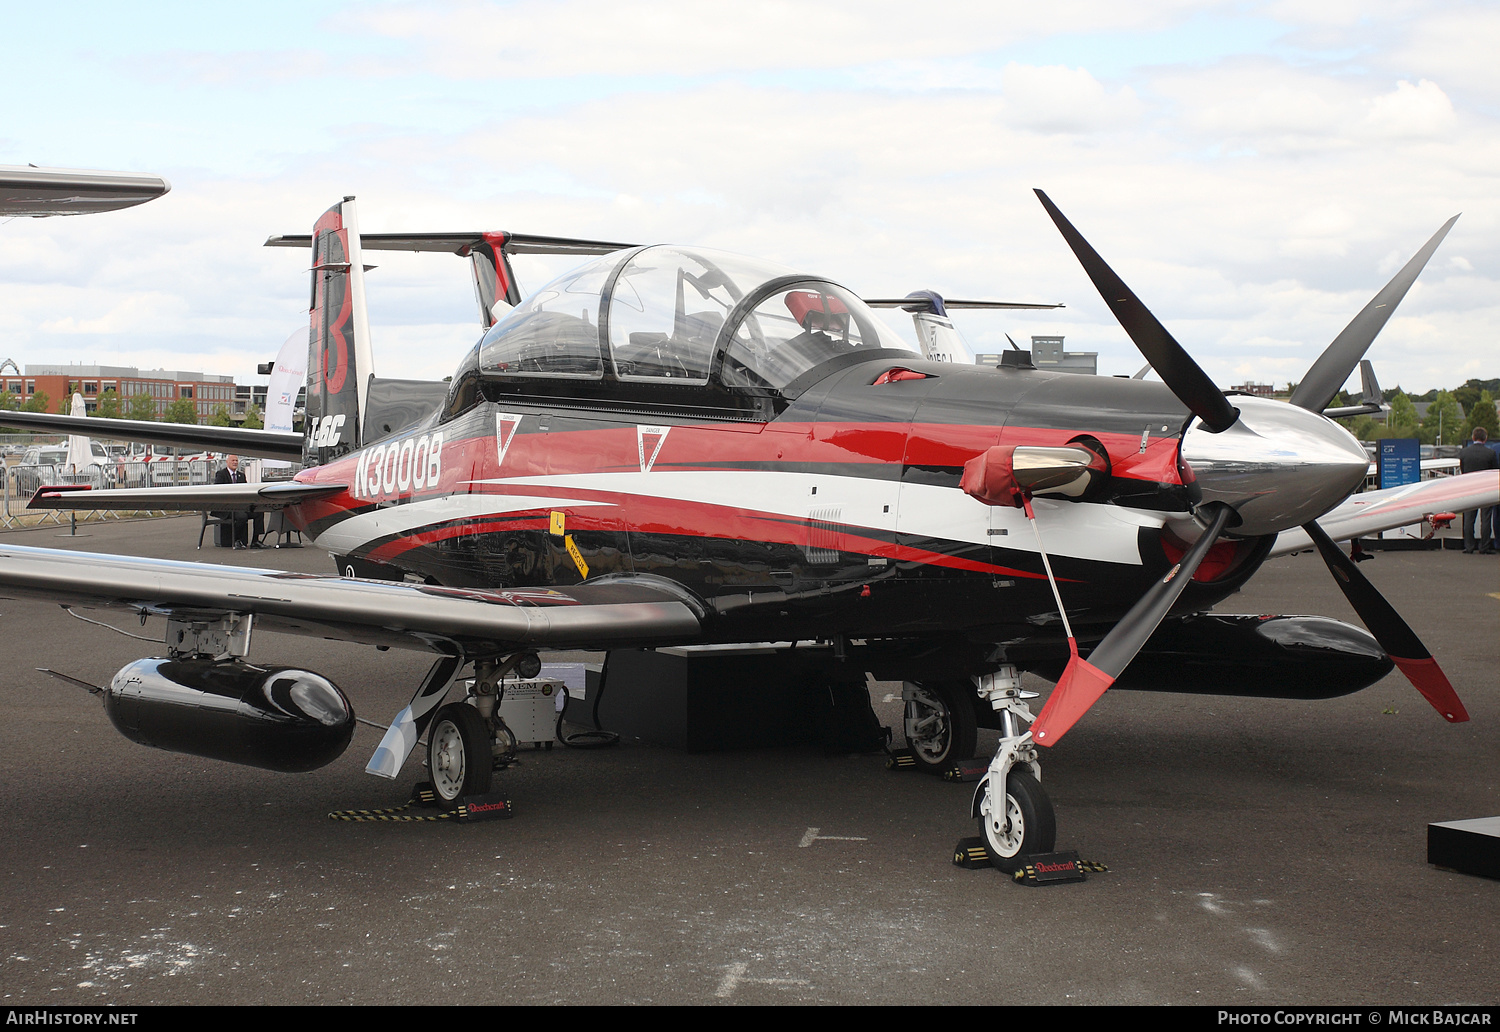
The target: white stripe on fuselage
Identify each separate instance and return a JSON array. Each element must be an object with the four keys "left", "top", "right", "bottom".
[
  {"left": 311, "top": 491, "right": 611, "bottom": 554},
  {"left": 444, "top": 470, "right": 1161, "bottom": 566}
]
